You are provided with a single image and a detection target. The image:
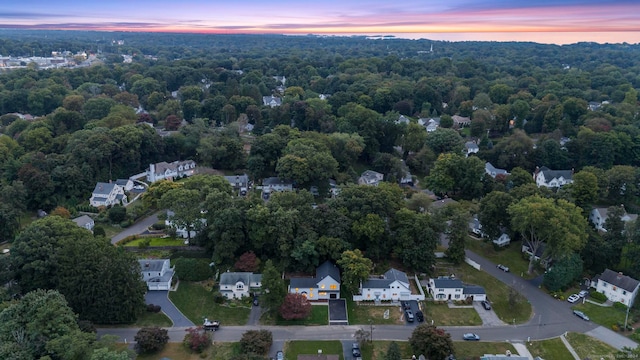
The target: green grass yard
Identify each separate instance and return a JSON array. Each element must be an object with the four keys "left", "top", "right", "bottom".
[
  {"left": 169, "top": 281, "right": 250, "bottom": 325},
  {"left": 134, "top": 310, "right": 173, "bottom": 327},
  {"left": 572, "top": 302, "right": 628, "bottom": 329},
  {"left": 284, "top": 341, "right": 343, "bottom": 360},
  {"left": 465, "top": 238, "right": 541, "bottom": 279},
  {"left": 272, "top": 305, "right": 329, "bottom": 325},
  {"left": 123, "top": 237, "right": 186, "bottom": 247},
  {"left": 526, "top": 337, "right": 574, "bottom": 359},
  {"left": 423, "top": 302, "right": 482, "bottom": 326},
  {"left": 565, "top": 332, "right": 617, "bottom": 359}
]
